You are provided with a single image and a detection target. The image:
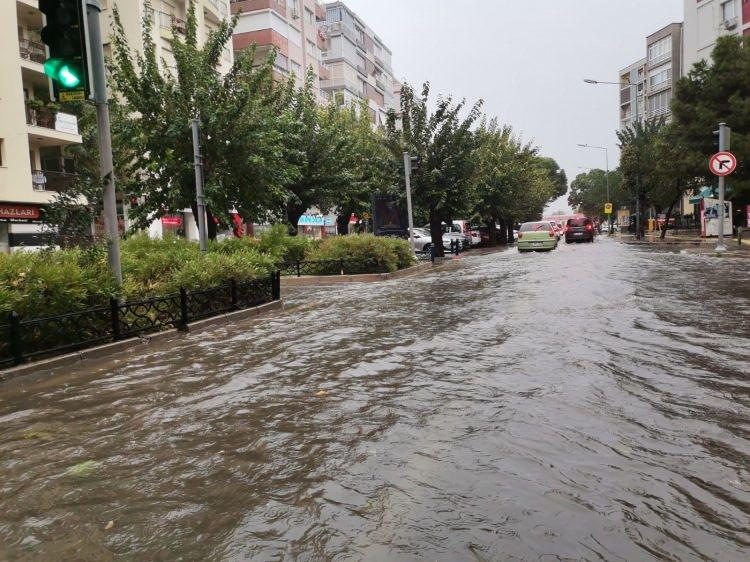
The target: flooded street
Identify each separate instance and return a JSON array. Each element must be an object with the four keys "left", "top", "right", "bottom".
[{"left": 1, "top": 239, "right": 749, "bottom": 561}]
